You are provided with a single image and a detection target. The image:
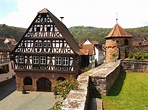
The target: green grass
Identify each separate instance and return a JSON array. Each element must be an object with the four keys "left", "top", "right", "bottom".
[{"left": 102, "top": 72, "right": 148, "bottom": 110}]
